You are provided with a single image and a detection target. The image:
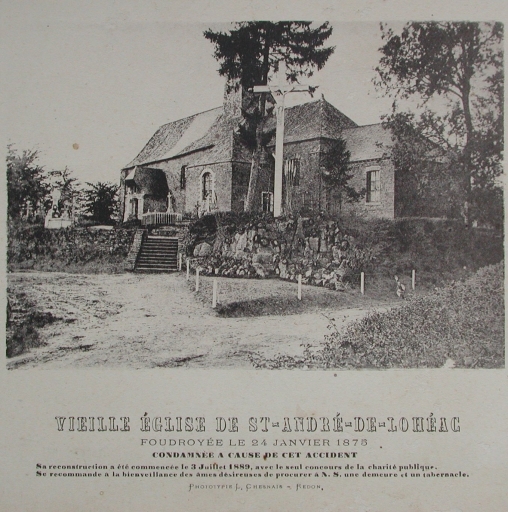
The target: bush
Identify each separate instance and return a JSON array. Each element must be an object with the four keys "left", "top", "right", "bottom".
[{"left": 250, "top": 263, "right": 504, "bottom": 369}]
